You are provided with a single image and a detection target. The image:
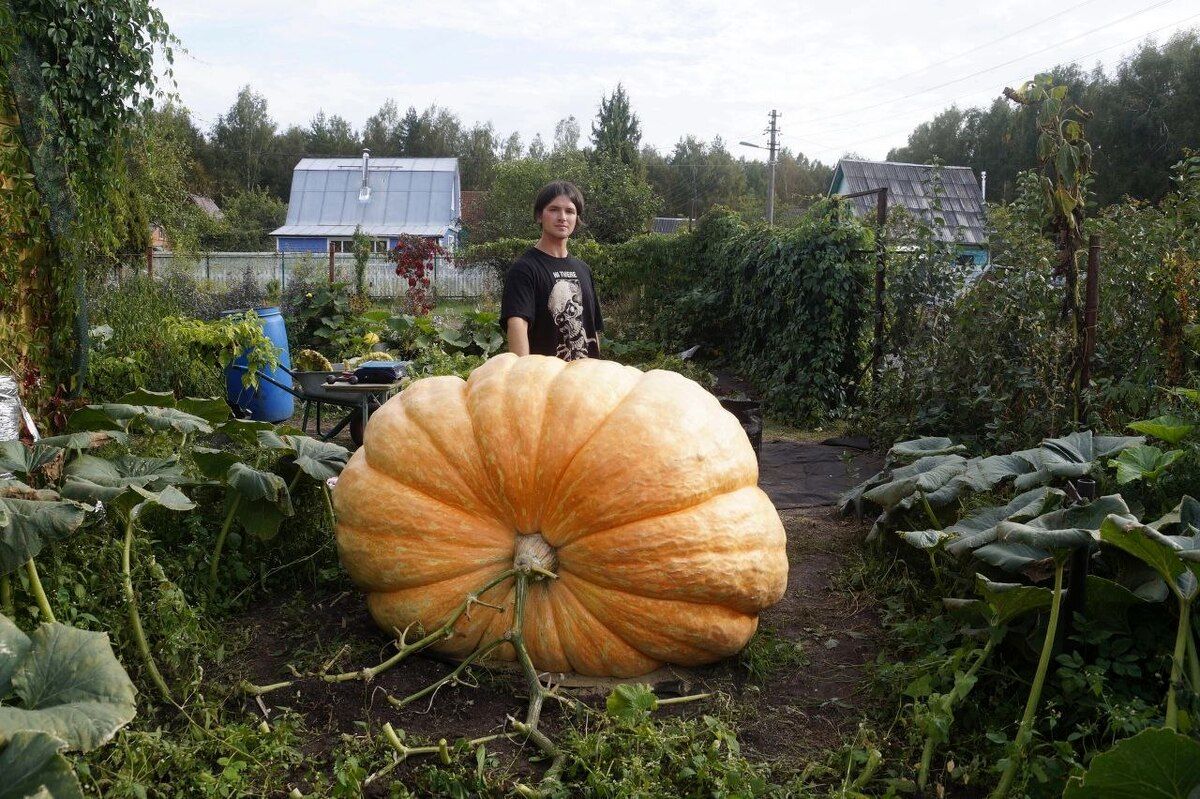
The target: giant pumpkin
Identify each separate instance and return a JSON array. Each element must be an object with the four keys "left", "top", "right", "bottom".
[{"left": 333, "top": 353, "right": 788, "bottom": 678}]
